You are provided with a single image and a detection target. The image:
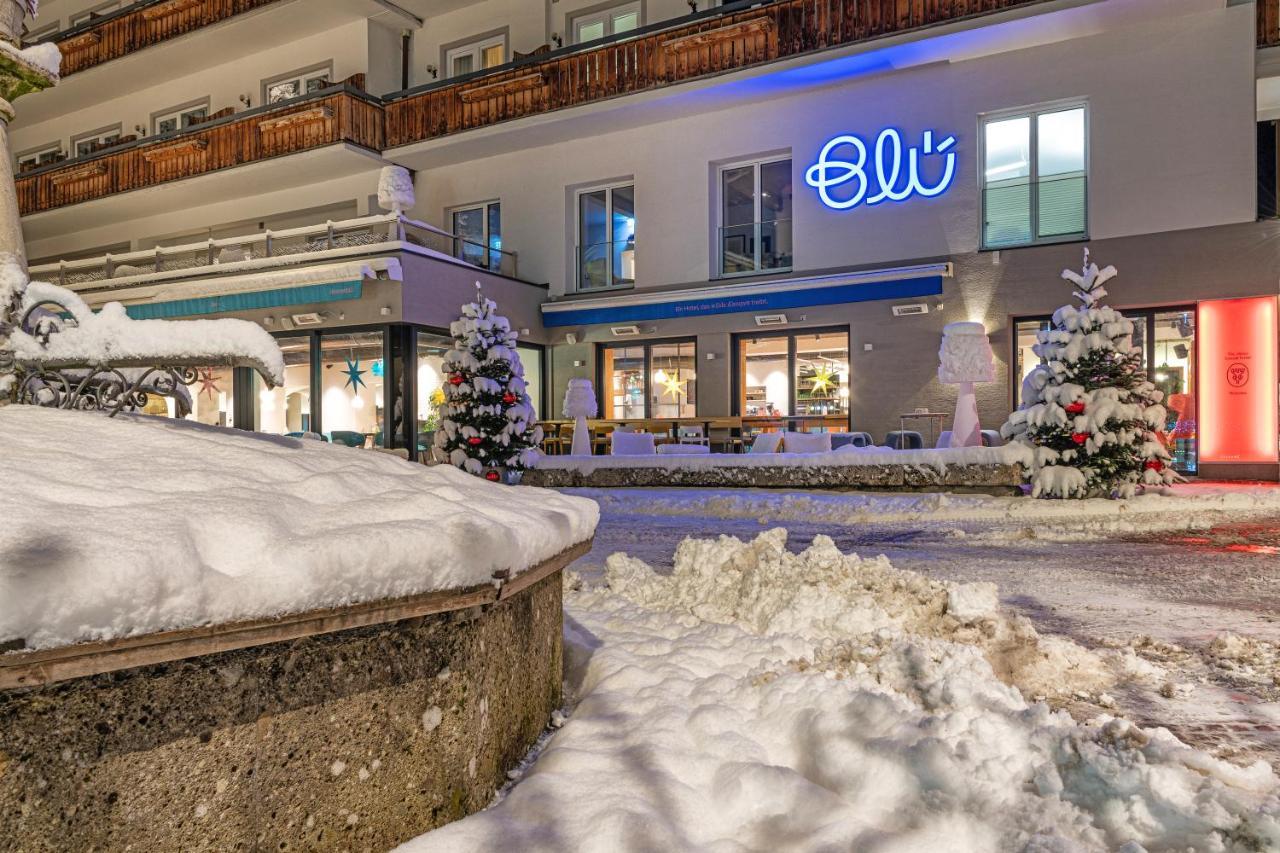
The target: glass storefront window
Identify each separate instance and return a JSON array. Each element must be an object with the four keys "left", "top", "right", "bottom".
[
  {"left": 1013, "top": 319, "right": 1050, "bottom": 404},
  {"left": 738, "top": 330, "right": 850, "bottom": 431},
  {"left": 415, "top": 331, "right": 450, "bottom": 456},
  {"left": 740, "top": 336, "right": 790, "bottom": 418},
  {"left": 794, "top": 332, "right": 849, "bottom": 420},
  {"left": 602, "top": 345, "right": 645, "bottom": 419},
  {"left": 1153, "top": 310, "right": 1197, "bottom": 473},
  {"left": 649, "top": 341, "right": 696, "bottom": 419},
  {"left": 517, "top": 345, "right": 544, "bottom": 421},
  {"left": 256, "top": 335, "right": 312, "bottom": 434},
  {"left": 319, "top": 331, "right": 384, "bottom": 447}
]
